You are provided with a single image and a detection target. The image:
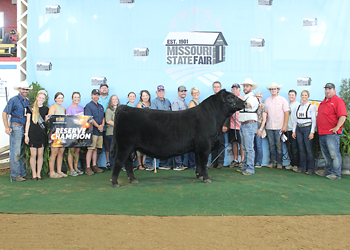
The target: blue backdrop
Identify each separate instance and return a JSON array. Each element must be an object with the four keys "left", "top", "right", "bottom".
[{"left": 26, "top": 0, "right": 350, "bottom": 166}]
